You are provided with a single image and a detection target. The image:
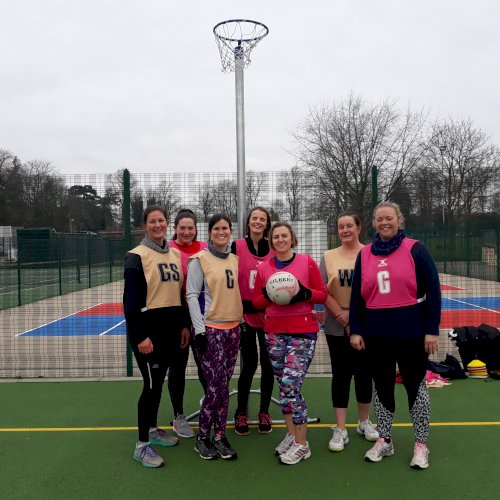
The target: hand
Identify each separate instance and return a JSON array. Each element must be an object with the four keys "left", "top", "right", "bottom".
[
  {"left": 138, "top": 337, "right": 153, "bottom": 354},
  {"left": 194, "top": 332, "right": 207, "bottom": 353},
  {"left": 350, "top": 334, "right": 365, "bottom": 350},
  {"left": 336, "top": 310, "right": 349, "bottom": 328},
  {"left": 262, "top": 287, "right": 271, "bottom": 302},
  {"left": 424, "top": 334, "right": 439, "bottom": 355},
  {"left": 289, "top": 281, "right": 312, "bottom": 304},
  {"left": 180, "top": 328, "right": 190, "bottom": 349}
]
